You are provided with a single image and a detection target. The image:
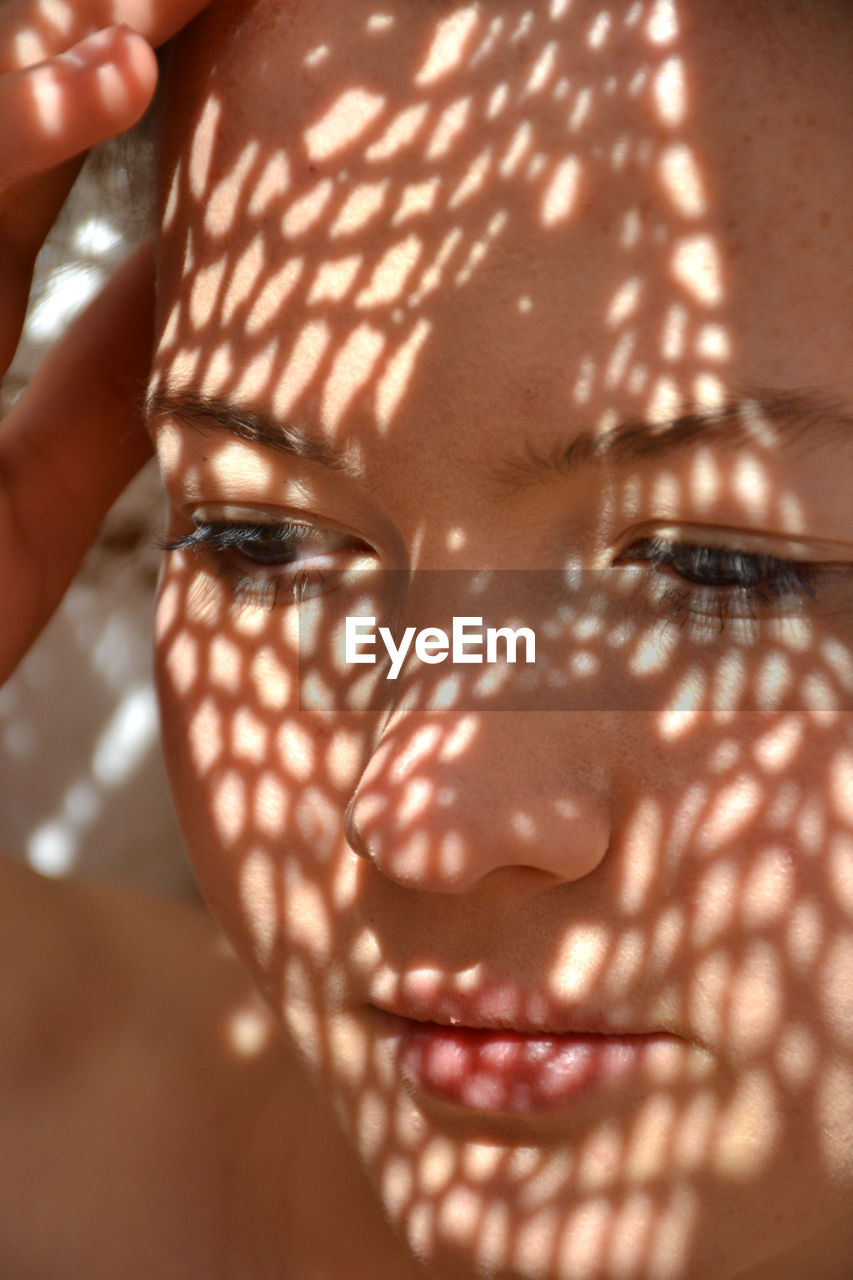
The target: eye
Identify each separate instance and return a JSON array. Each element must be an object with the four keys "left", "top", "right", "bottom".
[
  {"left": 160, "top": 516, "right": 376, "bottom": 607},
  {"left": 612, "top": 533, "right": 819, "bottom": 634}
]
